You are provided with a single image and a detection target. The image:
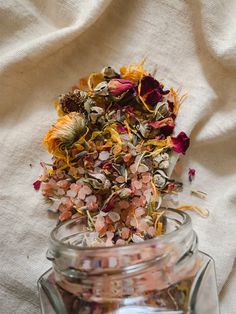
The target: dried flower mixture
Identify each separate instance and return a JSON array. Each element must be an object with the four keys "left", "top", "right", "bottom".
[{"left": 34, "top": 61, "right": 192, "bottom": 246}]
